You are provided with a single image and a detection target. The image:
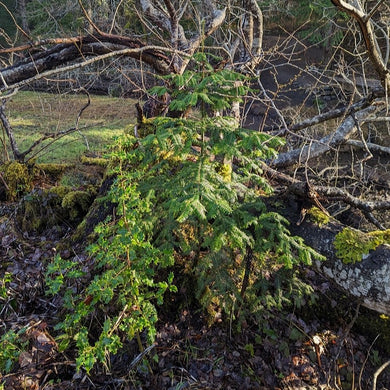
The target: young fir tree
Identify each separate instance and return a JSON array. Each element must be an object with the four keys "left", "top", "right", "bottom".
[{"left": 45, "top": 52, "right": 321, "bottom": 374}]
